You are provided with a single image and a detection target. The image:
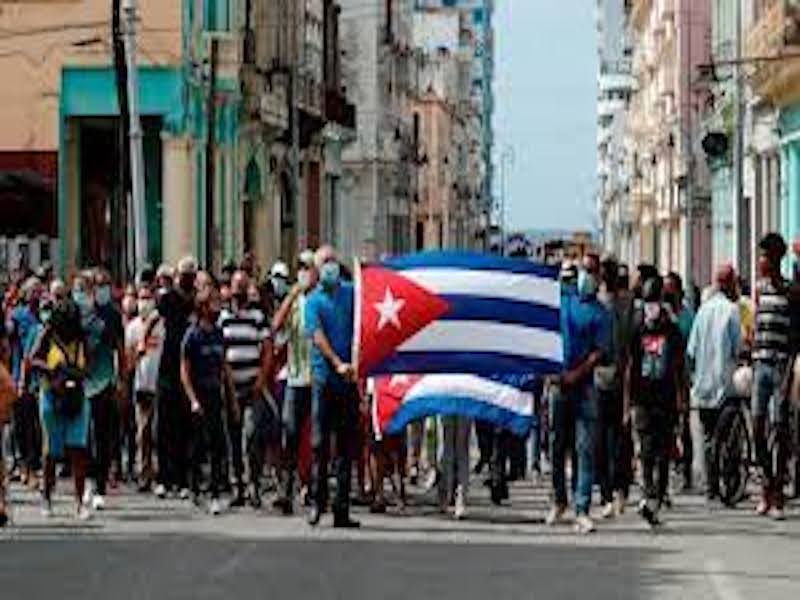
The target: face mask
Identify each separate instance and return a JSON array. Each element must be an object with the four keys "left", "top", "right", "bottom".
[
  {"left": 644, "top": 301, "right": 662, "bottom": 323},
  {"left": 96, "top": 284, "right": 112, "bottom": 306},
  {"left": 319, "top": 262, "right": 341, "bottom": 288},
  {"left": 576, "top": 270, "right": 597, "bottom": 298},
  {"left": 40, "top": 309, "right": 52, "bottom": 324},
  {"left": 271, "top": 277, "right": 288, "bottom": 299},
  {"left": 298, "top": 269, "right": 312, "bottom": 291},
  {"left": 72, "top": 290, "right": 92, "bottom": 313},
  {"left": 138, "top": 299, "right": 156, "bottom": 317}
]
